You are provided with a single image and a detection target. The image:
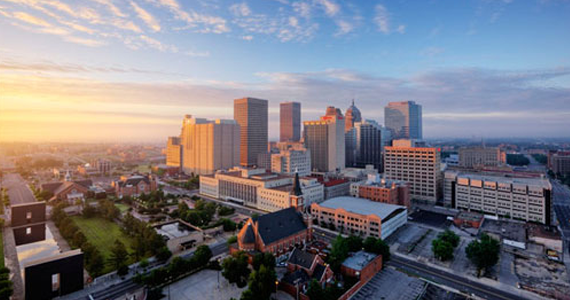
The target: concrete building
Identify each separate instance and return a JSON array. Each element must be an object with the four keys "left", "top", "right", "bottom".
[
  {"left": 384, "top": 101, "right": 422, "bottom": 140},
  {"left": 445, "top": 171, "right": 552, "bottom": 224},
  {"left": 180, "top": 115, "right": 240, "bottom": 175},
  {"left": 310, "top": 197, "right": 407, "bottom": 239},
  {"left": 309, "top": 175, "right": 351, "bottom": 199},
  {"left": 258, "top": 174, "right": 323, "bottom": 212},
  {"left": 235, "top": 97, "right": 268, "bottom": 166},
  {"left": 548, "top": 151, "right": 570, "bottom": 175},
  {"left": 351, "top": 174, "right": 411, "bottom": 209},
  {"left": 384, "top": 140, "right": 442, "bottom": 203},
  {"left": 153, "top": 220, "right": 205, "bottom": 254},
  {"left": 166, "top": 136, "right": 182, "bottom": 167},
  {"left": 345, "top": 100, "right": 362, "bottom": 132},
  {"left": 303, "top": 107, "right": 345, "bottom": 172},
  {"left": 271, "top": 148, "right": 311, "bottom": 177},
  {"left": 458, "top": 147, "right": 506, "bottom": 168},
  {"left": 280, "top": 102, "right": 301, "bottom": 142}
]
